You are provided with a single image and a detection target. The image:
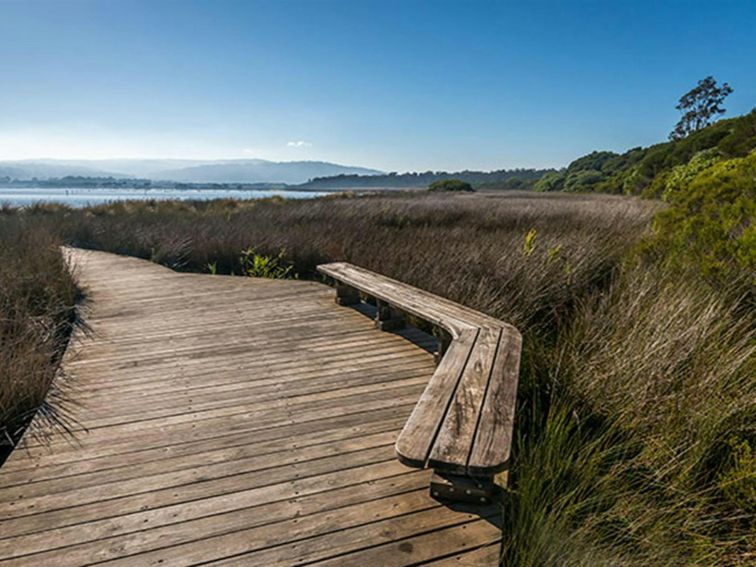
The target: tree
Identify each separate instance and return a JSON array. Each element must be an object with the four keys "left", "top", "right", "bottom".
[
  {"left": 428, "top": 179, "right": 474, "bottom": 192},
  {"left": 669, "top": 76, "right": 733, "bottom": 140}
]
